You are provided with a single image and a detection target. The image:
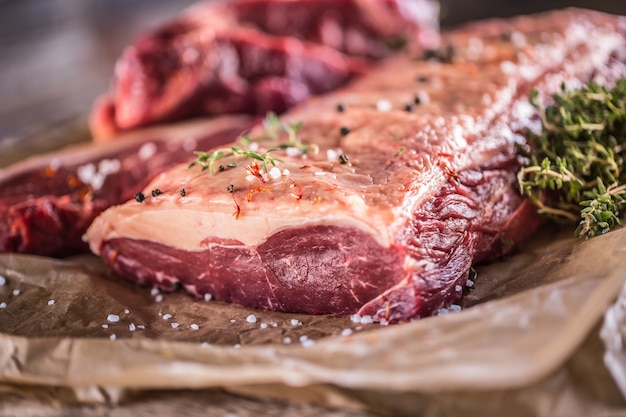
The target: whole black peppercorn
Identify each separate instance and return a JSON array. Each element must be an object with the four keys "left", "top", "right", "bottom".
[
  {"left": 151, "top": 189, "right": 162, "bottom": 197},
  {"left": 227, "top": 184, "right": 235, "bottom": 193},
  {"left": 336, "top": 103, "right": 345, "bottom": 112},
  {"left": 180, "top": 188, "right": 186, "bottom": 197},
  {"left": 340, "top": 126, "right": 351, "bottom": 136},
  {"left": 338, "top": 154, "right": 350, "bottom": 165},
  {"left": 404, "top": 103, "right": 415, "bottom": 112},
  {"left": 134, "top": 192, "right": 146, "bottom": 203}
]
